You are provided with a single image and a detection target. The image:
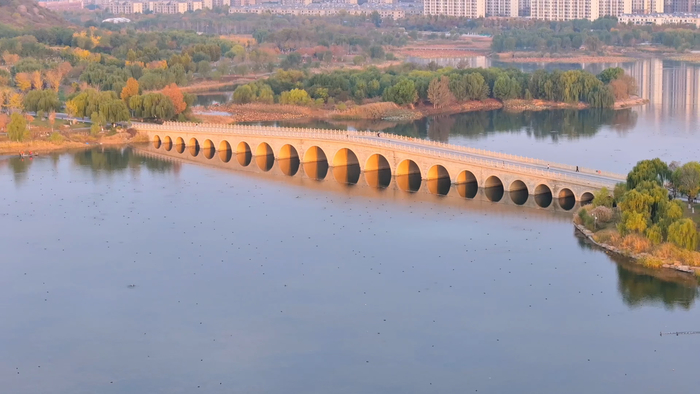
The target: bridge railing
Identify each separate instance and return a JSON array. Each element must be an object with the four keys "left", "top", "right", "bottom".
[{"left": 134, "top": 122, "right": 619, "bottom": 189}]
